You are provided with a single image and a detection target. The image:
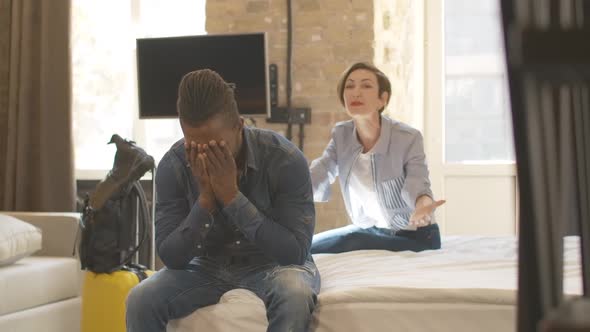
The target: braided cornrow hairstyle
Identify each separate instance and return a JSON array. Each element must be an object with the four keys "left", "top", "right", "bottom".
[{"left": 176, "top": 69, "right": 240, "bottom": 127}]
